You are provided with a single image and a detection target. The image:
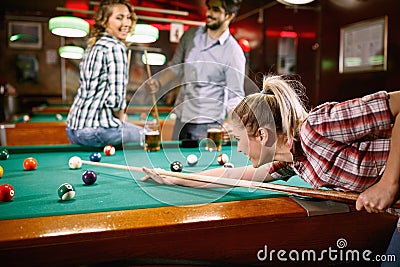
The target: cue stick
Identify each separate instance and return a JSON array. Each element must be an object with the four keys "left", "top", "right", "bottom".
[
  {"left": 81, "top": 160, "right": 400, "bottom": 208},
  {"left": 144, "top": 50, "right": 161, "bottom": 127},
  {"left": 123, "top": 49, "right": 133, "bottom": 114}
]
